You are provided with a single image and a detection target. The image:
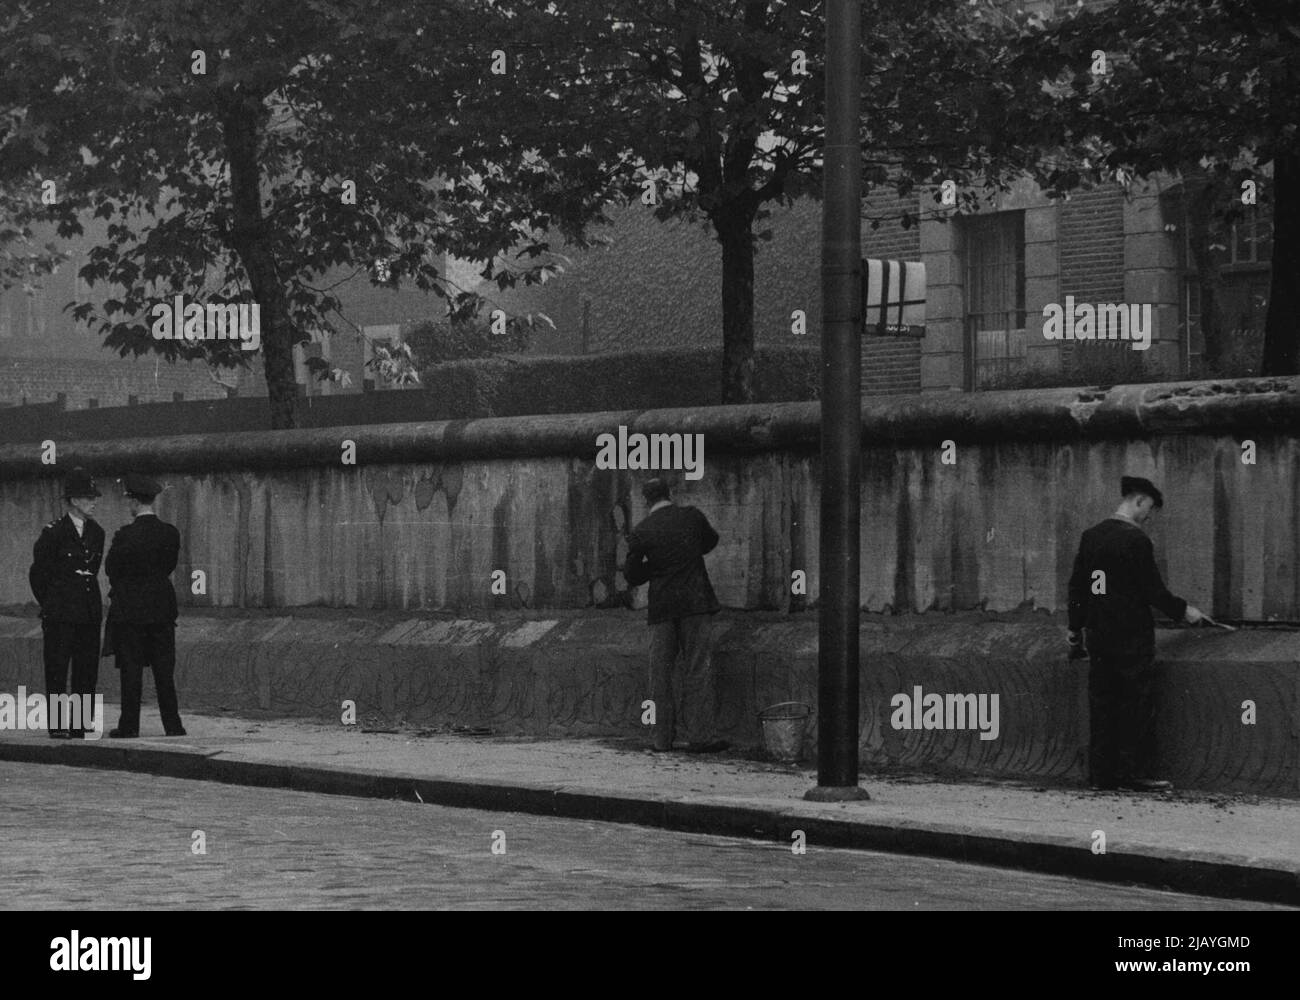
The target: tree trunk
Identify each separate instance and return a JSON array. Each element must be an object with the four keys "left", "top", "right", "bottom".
[
  {"left": 1261, "top": 149, "right": 1300, "bottom": 376},
  {"left": 221, "top": 92, "right": 300, "bottom": 429},
  {"left": 1185, "top": 181, "right": 1228, "bottom": 373},
  {"left": 716, "top": 209, "right": 757, "bottom": 404}
]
